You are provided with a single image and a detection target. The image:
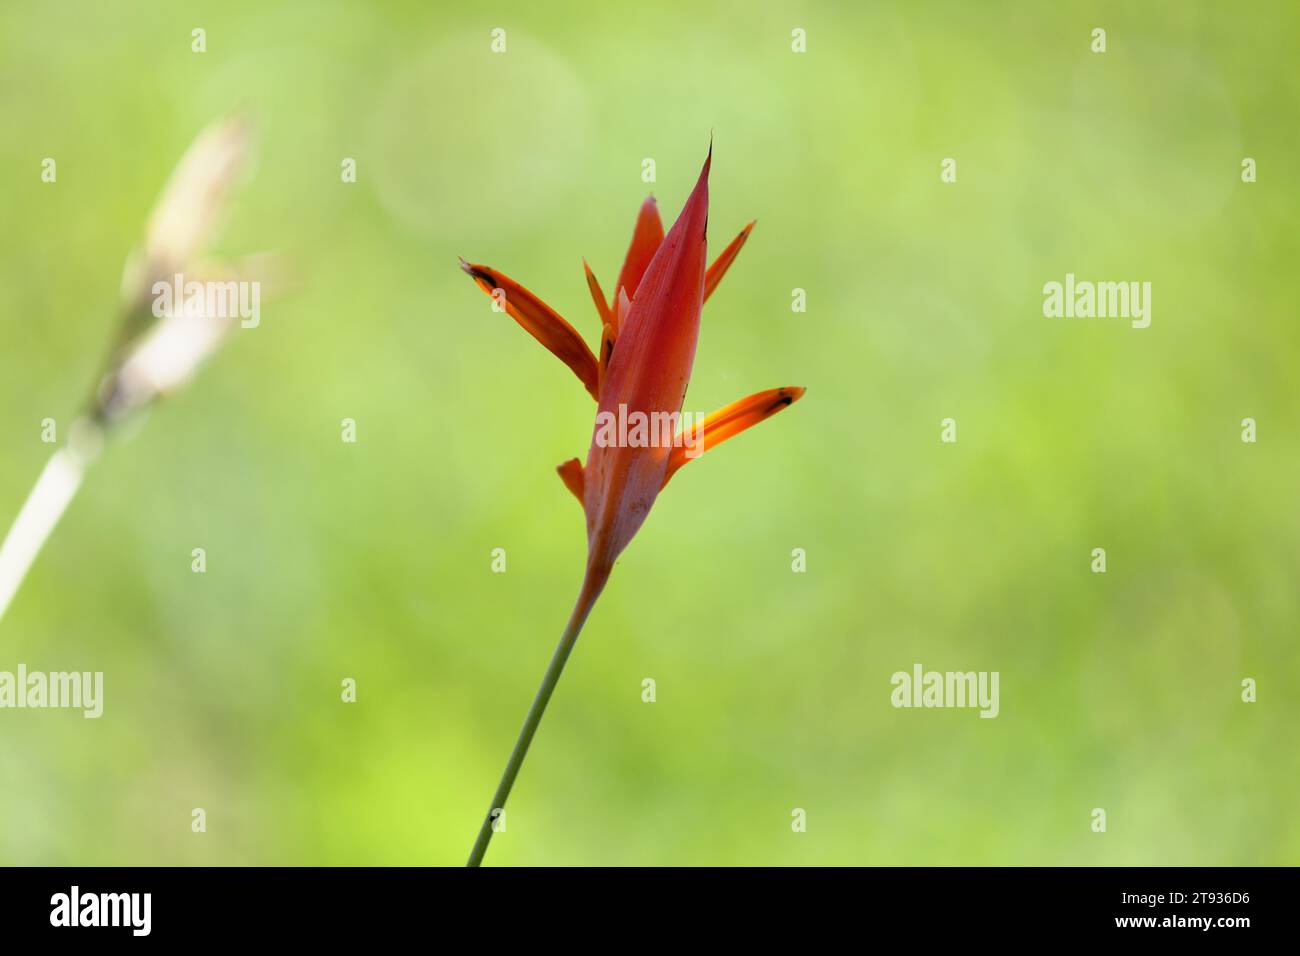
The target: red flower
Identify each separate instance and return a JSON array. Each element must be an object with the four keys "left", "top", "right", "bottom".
[
  {"left": 461, "top": 148, "right": 804, "bottom": 864},
  {"left": 462, "top": 148, "right": 803, "bottom": 596}
]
